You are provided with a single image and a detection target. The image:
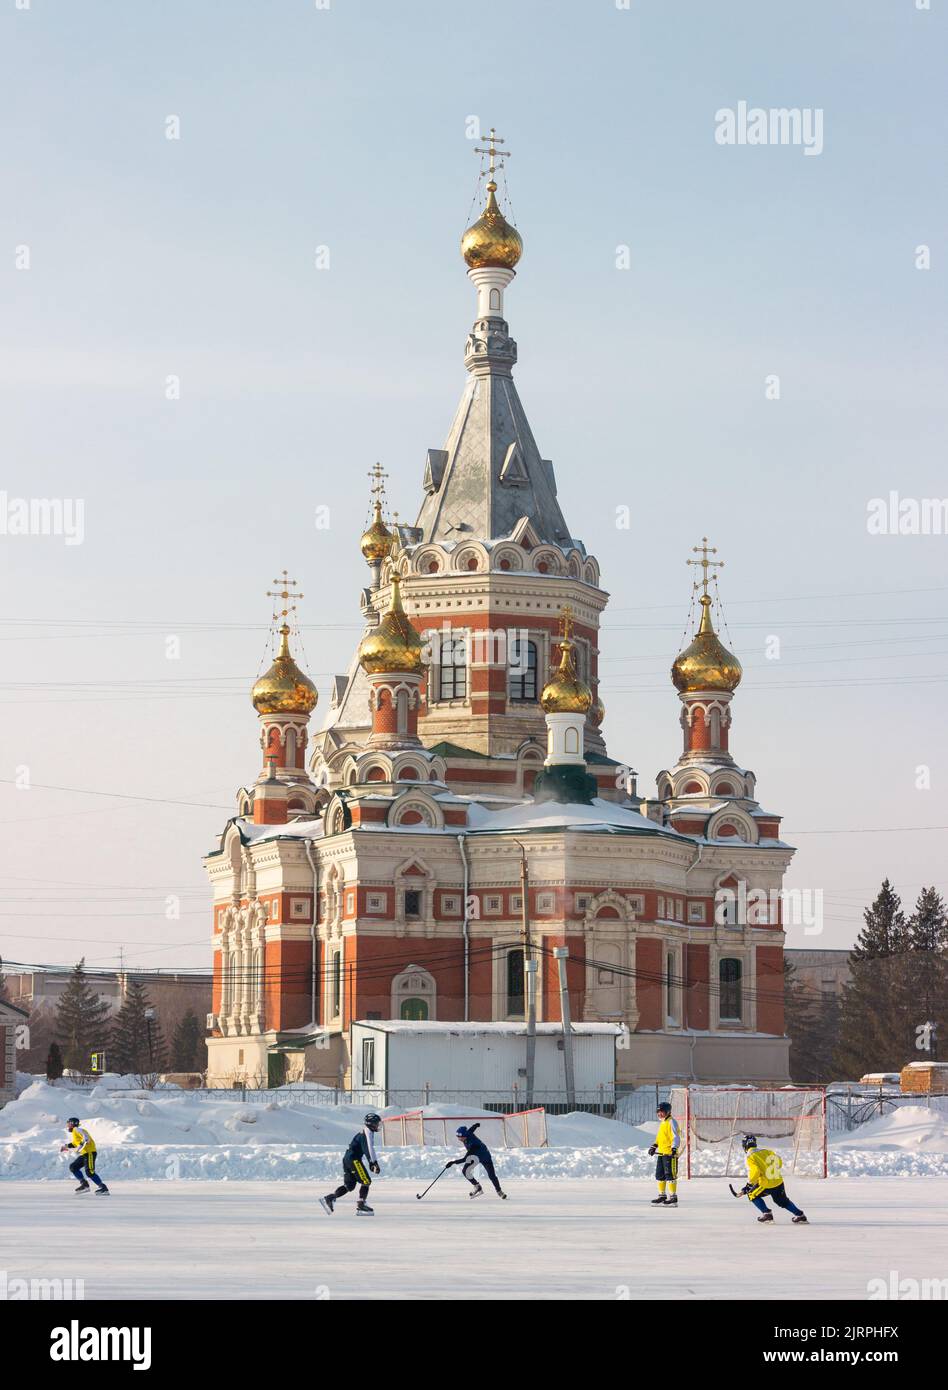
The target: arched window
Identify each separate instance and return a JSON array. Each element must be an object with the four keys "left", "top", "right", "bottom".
[
  {"left": 400, "top": 997, "right": 429, "bottom": 1020},
  {"left": 506, "top": 948, "right": 525, "bottom": 1018},
  {"left": 719, "top": 958, "right": 743, "bottom": 1021},
  {"left": 508, "top": 639, "right": 538, "bottom": 702},
  {"left": 565, "top": 726, "right": 580, "bottom": 754},
  {"left": 437, "top": 634, "right": 467, "bottom": 700},
  {"left": 391, "top": 965, "right": 436, "bottom": 1020}
]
